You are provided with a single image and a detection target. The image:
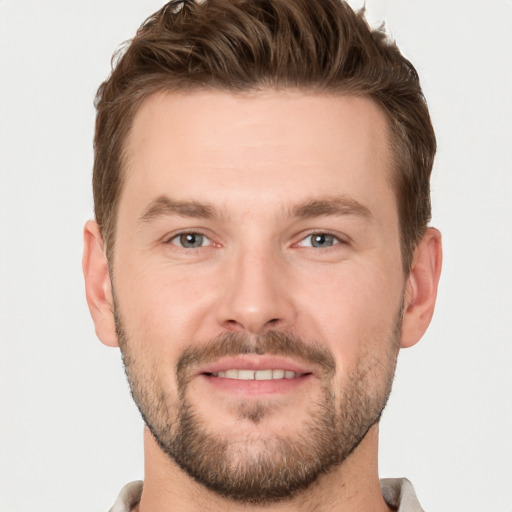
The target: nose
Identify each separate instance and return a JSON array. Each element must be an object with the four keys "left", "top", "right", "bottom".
[{"left": 216, "top": 246, "right": 297, "bottom": 335}]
